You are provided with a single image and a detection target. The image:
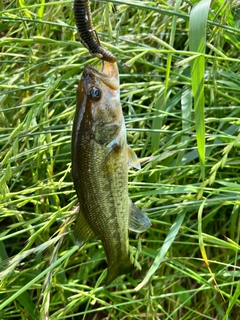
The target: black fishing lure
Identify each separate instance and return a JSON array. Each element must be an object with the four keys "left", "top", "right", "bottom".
[{"left": 73, "top": 0, "right": 116, "bottom": 62}]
